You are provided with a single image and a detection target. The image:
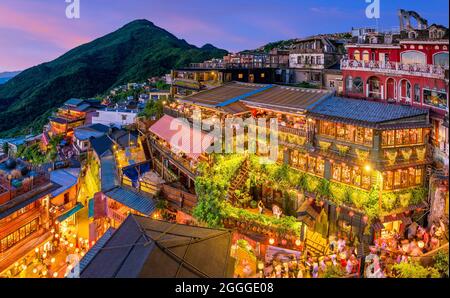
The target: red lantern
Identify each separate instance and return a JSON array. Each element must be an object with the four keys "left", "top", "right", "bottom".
[
  {"left": 320, "top": 201, "right": 325, "bottom": 207},
  {"left": 336, "top": 207, "right": 341, "bottom": 213},
  {"left": 281, "top": 239, "right": 287, "bottom": 246},
  {"left": 349, "top": 211, "right": 355, "bottom": 217},
  {"left": 269, "top": 238, "right": 275, "bottom": 245}
]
